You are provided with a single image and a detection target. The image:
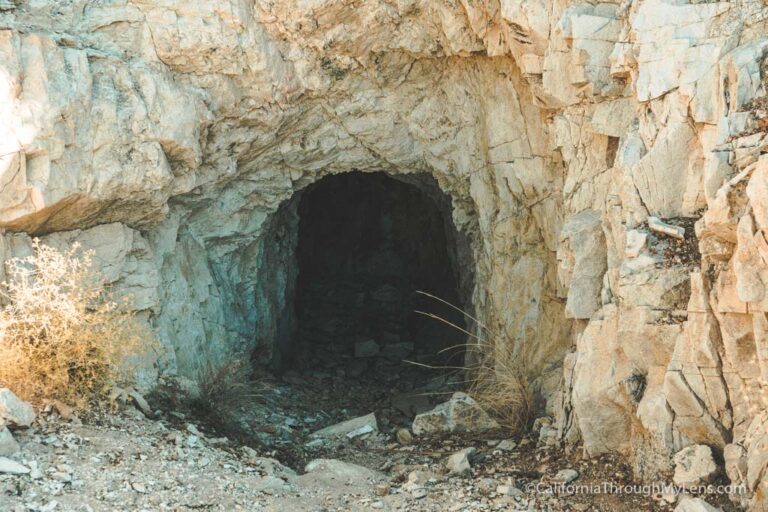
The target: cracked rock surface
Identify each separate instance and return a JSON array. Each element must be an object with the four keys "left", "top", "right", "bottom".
[{"left": 2, "top": 0, "right": 768, "bottom": 509}]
